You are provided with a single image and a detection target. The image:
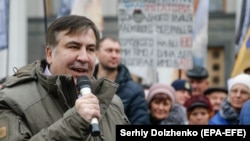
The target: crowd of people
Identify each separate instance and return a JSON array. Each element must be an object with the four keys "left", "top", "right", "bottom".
[
  {"left": 145, "top": 65, "right": 250, "bottom": 125},
  {"left": 0, "top": 14, "right": 250, "bottom": 141}
]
